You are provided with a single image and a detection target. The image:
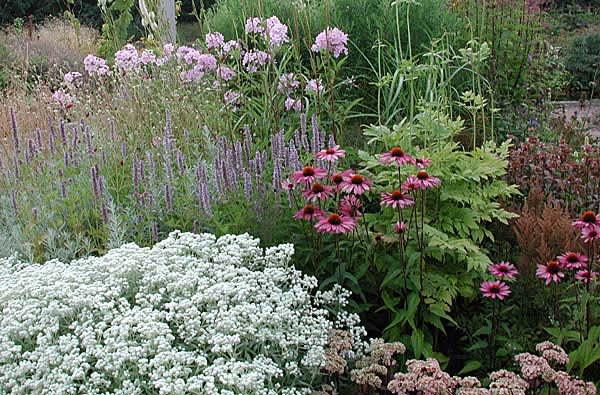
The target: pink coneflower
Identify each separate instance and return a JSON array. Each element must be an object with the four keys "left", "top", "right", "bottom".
[
  {"left": 316, "top": 146, "right": 346, "bottom": 162},
  {"left": 414, "top": 157, "right": 432, "bottom": 169},
  {"left": 340, "top": 195, "right": 362, "bottom": 218},
  {"left": 480, "top": 280, "right": 511, "bottom": 300},
  {"left": 281, "top": 179, "right": 295, "bottom": 190},
  {"left": 404, "top": 170, "right": 441, "bottom": 190},
  {"left": 536, "top": 260, "right": 566, "bottom": 285},
  {"left": 379, "top": 147, "right": 415, "bottom": 167},
  {"left": 293, "top": 204, "right": 324, "bottom": 221},
  {"left": 489, "top": 262, "right": 519, "bottom": 280},
  {"left": 315, "top": 213, "right": 357, "bottom": 234},
  {"left": 573, "top": 211, "right": 600, "bottom": 229},
  {"left": 331, "top": 170, "right": 352, "bottom": 191},
  {"left": 575, "top": 270, "right": 599, "bottom": 284},
  {"left": 292, "top": 165, "right": 327, "bottom": 185},
  {"left": 557, "top": 252, "right": 588, "bottom": 270},
  {"left": 303, "top": 182, "right": 334, "bottom": 201},
  {"left": 581, "top": 226, "right": 600, "bottom": 243},
  {"left": 380, "top": 190, "right": 415, "bottom": 209},
  {"left": 393, "top": 221, "right": 407, "bottom": 234},
  {"left": 341, "top": 174, "right": 372, "bottom": 195}
]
